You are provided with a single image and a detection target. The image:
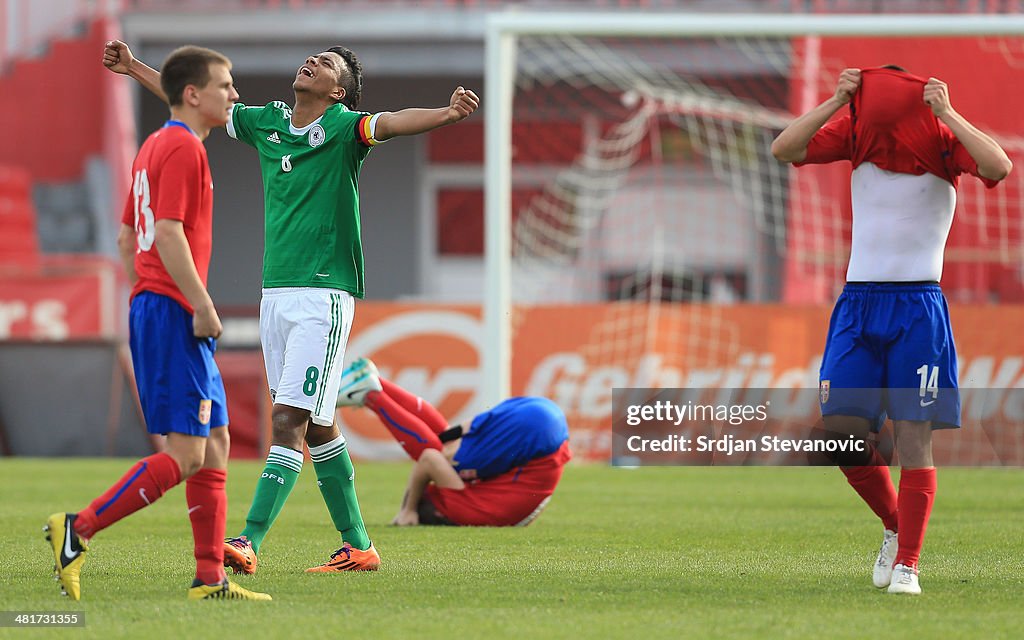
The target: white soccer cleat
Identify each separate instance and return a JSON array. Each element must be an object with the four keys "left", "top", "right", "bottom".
[
  {"left": 336, "top": 357, "right": 382, "bottom": 407},
  {"left": 887, "top": 563, "right": 921, "bottom": 595},
  {"left": 873, "top": 529, "right": 898, "bottom": 588}
]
